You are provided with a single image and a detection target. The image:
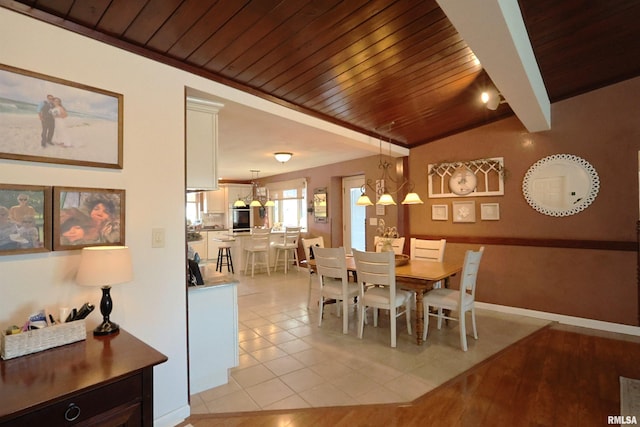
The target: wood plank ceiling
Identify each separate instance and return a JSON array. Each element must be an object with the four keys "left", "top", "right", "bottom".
[{"left": 6, "top": 0, "right": 640, "bottom": 148}]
